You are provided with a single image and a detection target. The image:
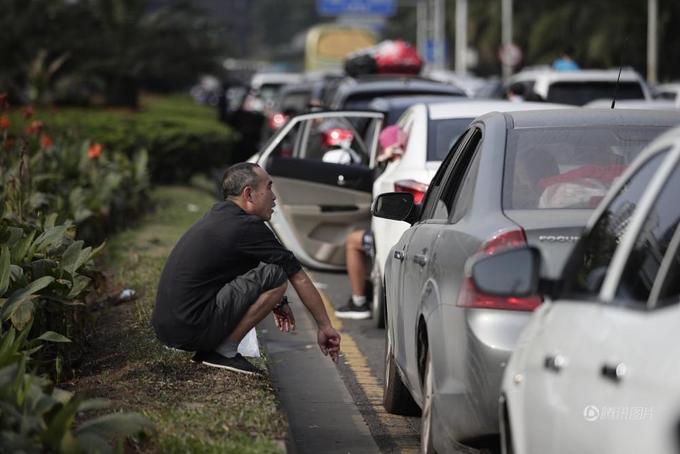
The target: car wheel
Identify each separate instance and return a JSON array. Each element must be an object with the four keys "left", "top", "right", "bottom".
[
  {"left": 383, "top": 327, "right": 419, "bottom": 416},
  {"left": 421, "top": 349, "right": 437, "bottom": 454},
  {"left": 371, "top": 262, "right": 385, "bottom": 329}
]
